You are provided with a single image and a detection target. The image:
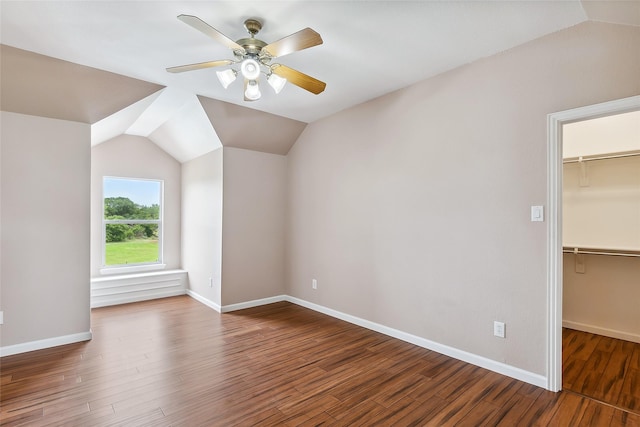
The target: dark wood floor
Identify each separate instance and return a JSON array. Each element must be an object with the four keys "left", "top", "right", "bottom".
[
  {"left": 563, "top": 328, "right": 640, "bottom": 416},
  {"left": 2, "top": 296, "right": 640, "bottom": 426}
]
